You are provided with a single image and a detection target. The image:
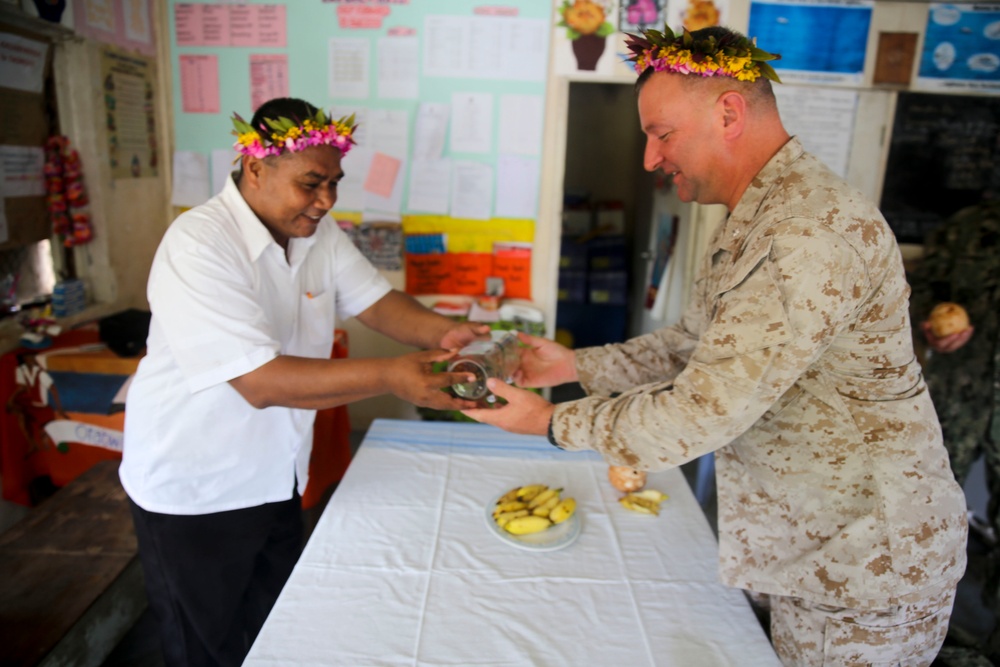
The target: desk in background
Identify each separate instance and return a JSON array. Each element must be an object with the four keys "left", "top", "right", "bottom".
[
  {"left": 246, "top": 419, "right": 781, "bottom": 666},
  {"left": 0, "top": 328, "right": 352, "bottom": 508}
]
